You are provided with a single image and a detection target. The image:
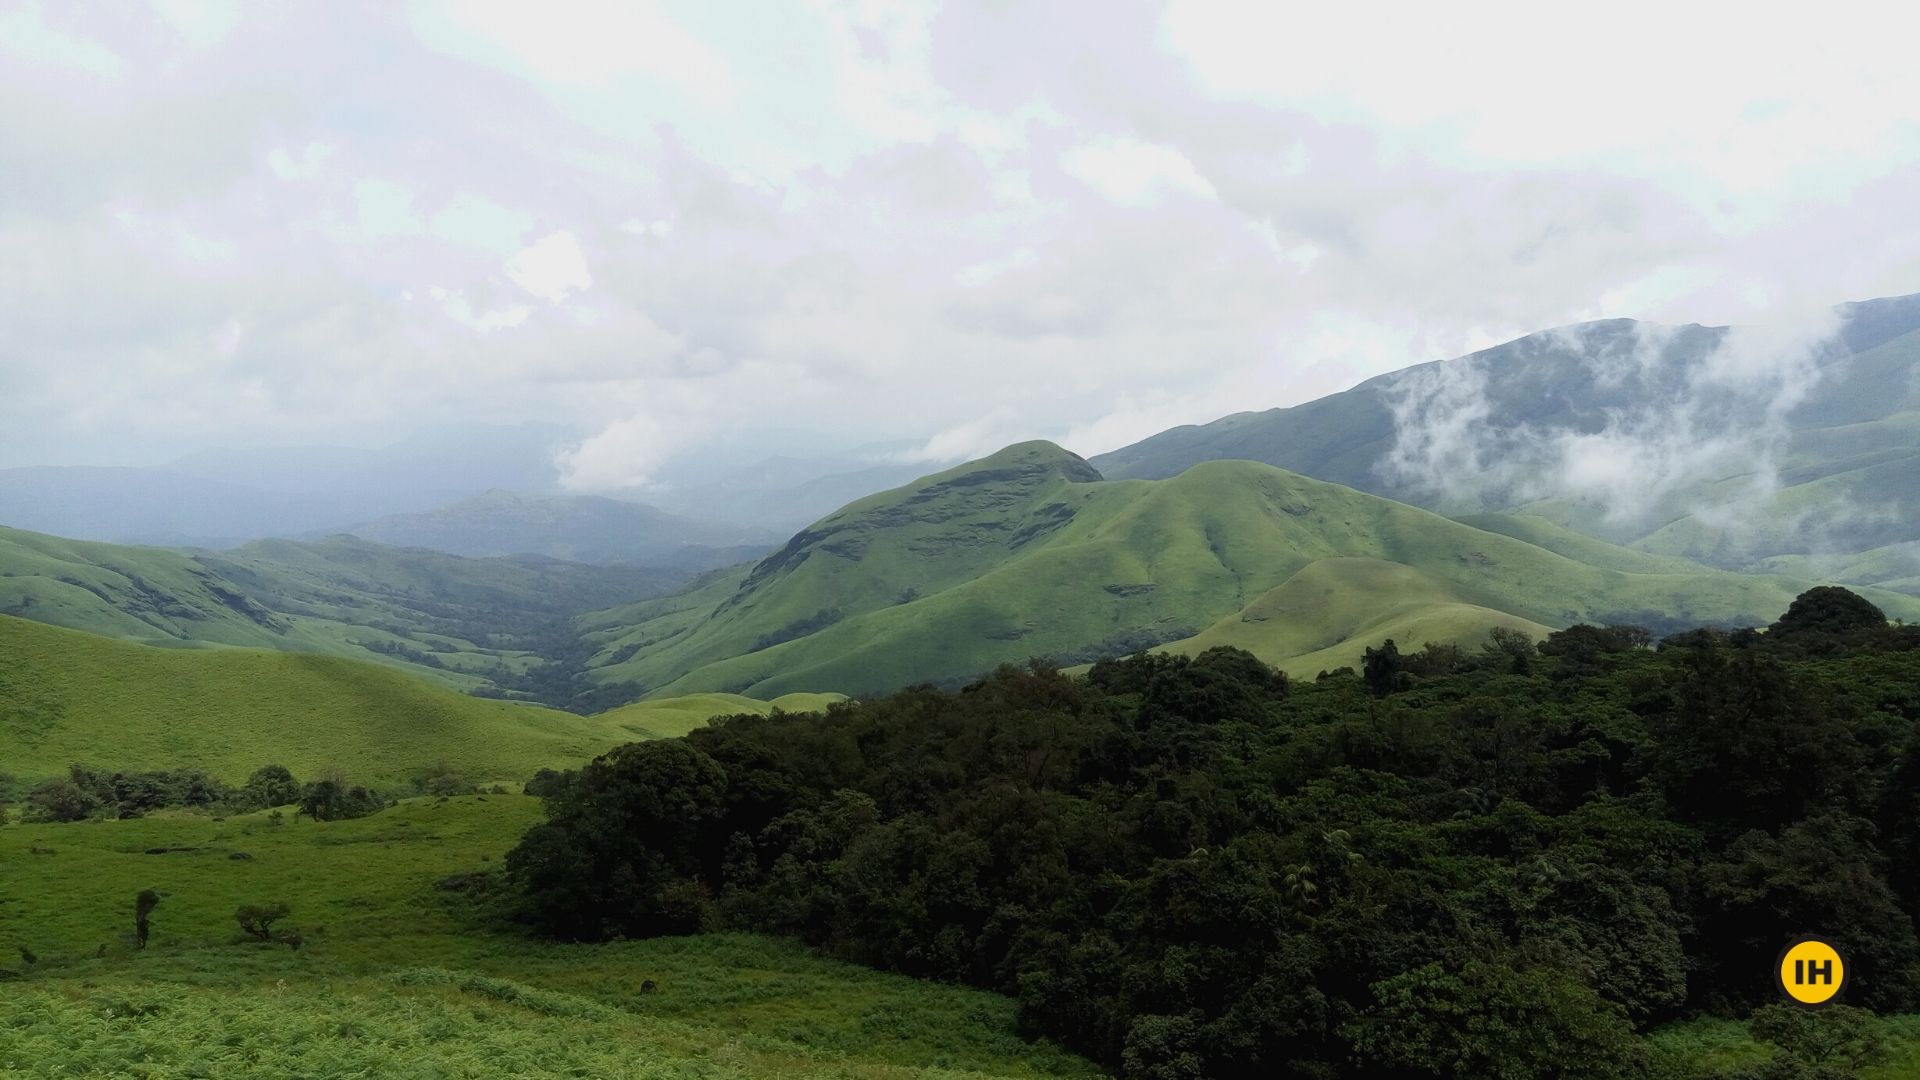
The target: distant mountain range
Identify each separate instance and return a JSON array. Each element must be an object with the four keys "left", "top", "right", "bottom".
[
  {"left": 0, "top": 432, "right": 932, "bottom": 553},
  {"left": 0, "top": 466, "right": 354, "bottom": 547},
  {"left": 1092, "top": 291, "right": 1920, "bottom": 593},
  {"left": 646, "top": 443, "right": 953, "bottom": 532},
  {"left": 333, "top": 490, "right": 778, "bottom": 566}
]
